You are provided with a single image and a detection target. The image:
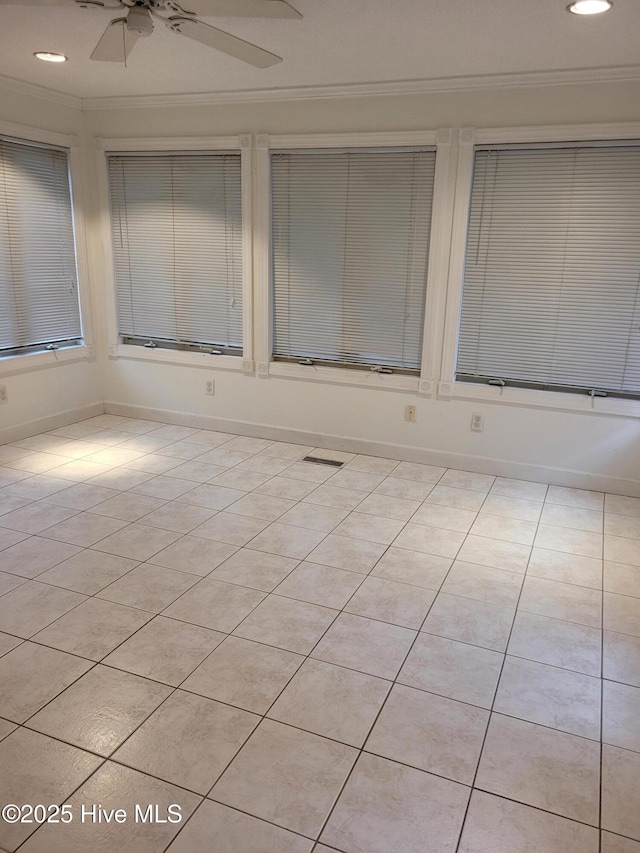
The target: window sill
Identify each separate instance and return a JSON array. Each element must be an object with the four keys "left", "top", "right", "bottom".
[
  {"left": 448, "top": 379, "right": 640, "bottom": 418},
  {"left": 267, "top": 361, "right": 420, "bottom": 392},
  {"left": 109, "top": 344, "right": 247, "bottom": 372},
  {"left": 0, "top": 345, "right": 93, "bottom": 377}
]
